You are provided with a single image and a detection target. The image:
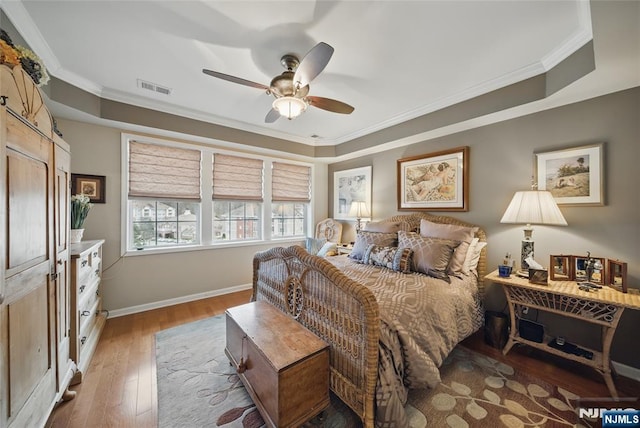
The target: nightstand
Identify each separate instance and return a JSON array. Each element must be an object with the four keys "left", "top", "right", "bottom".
[{"left": 485, "top": 269, "right": 640, "bottom": 398}]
